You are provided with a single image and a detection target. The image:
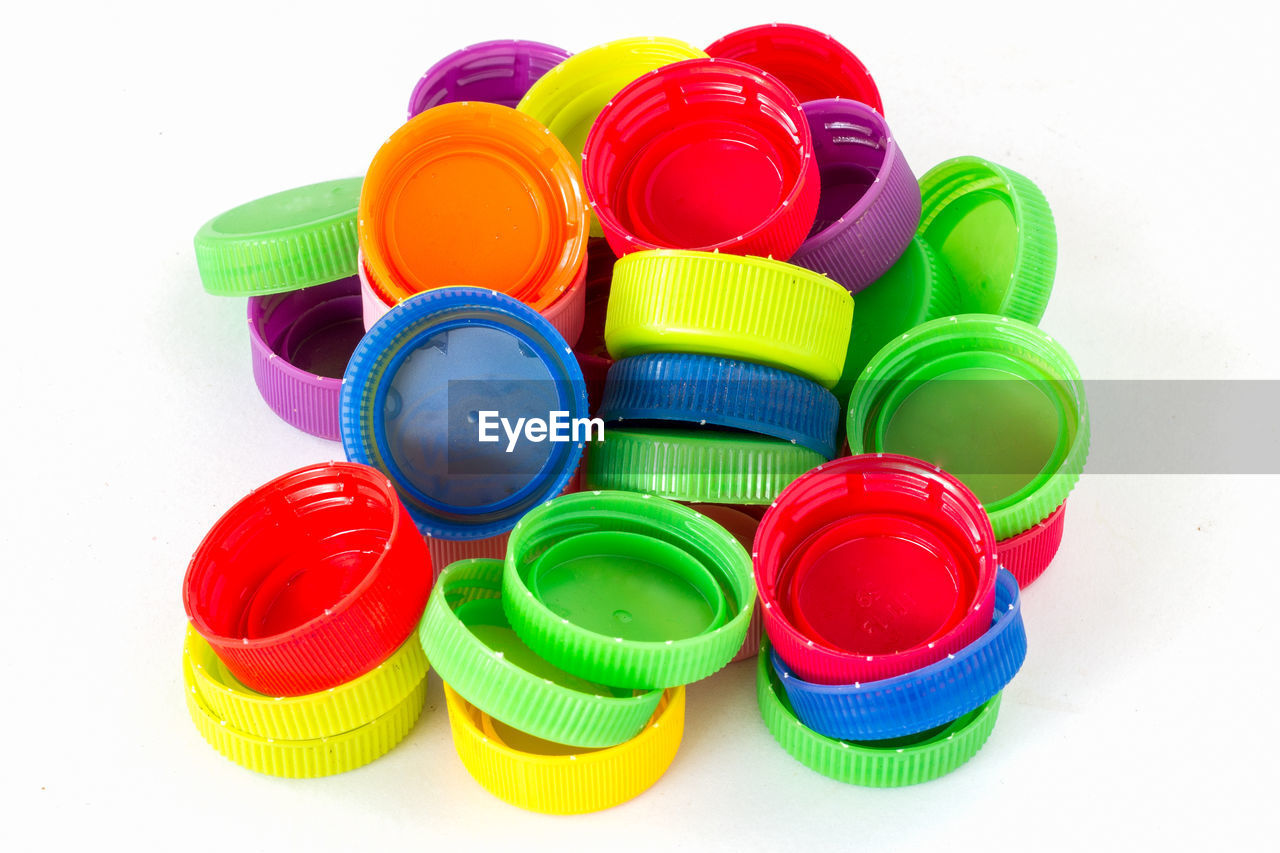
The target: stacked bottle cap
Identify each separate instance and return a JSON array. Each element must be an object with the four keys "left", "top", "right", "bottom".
[
  {"left": 753, "top": 454, "right": 1025, "bottom": 785},
  {"left": 518, "top": 37, "right": 707, "bottom": 236},
  {"left": 193, "top": 178, "right": 366, "bottom": 440},
  {"left": 184, "top": 21, "right": 1089, "bottom": 803},
  {"left": 847, "top": 315, "right": 1089, "bottom": 587},
  {"left": 357, "top": 100, "right": 589, "bottom": 345},
  {"left": 422, "top": 491, "right": 755, "bottom": 812},
  {"left": 181, "top": 462, "right": 434, "bottom": 777},
  {"left": 582, "top": 53, "right": 852, "bottom": 510}
]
